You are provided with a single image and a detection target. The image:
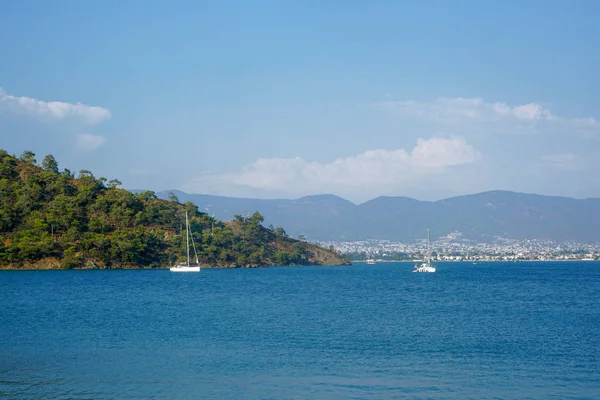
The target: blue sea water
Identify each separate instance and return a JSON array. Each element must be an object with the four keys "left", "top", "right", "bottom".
[{"left": 1, "top": 262, "right": 599, "bottom": 399}]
